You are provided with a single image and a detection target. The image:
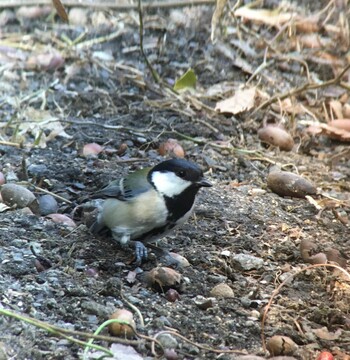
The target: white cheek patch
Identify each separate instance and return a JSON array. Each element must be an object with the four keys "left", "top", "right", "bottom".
[{"left": 151, "top": 171, "right": 191, "bottom": 198}]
